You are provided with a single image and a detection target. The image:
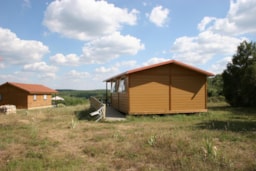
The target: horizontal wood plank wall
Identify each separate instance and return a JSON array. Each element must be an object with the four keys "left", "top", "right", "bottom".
[
  {"left": 0, "top": 84, "right": 28, "bottom": 108},
  {"left": 118, "top": 93, "right": 129, "bottom": 113},
  {"left": 27, "top": 94, "right": 52, "bottom": 109},
  {"left": 129, "top": 66, "right": 169, "bottom": 114},
  {"left": 111, "top": 93, "right": 119, "bottom": 110},
  {"left": 170, "top": 65, "right": 206, "bottom": 112},
  {"left": 111, "top": 64, "right": 209, "bottom": 114}
]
